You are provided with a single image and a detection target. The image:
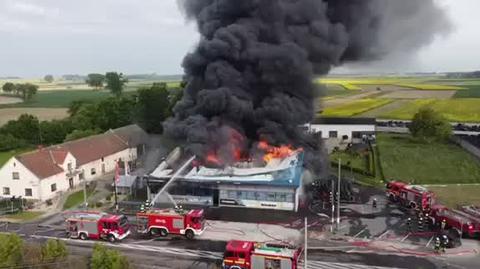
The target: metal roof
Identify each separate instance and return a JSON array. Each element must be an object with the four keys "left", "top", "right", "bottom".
[{"left": 310, "top": 117, "right": 376, "bottom": 125}]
